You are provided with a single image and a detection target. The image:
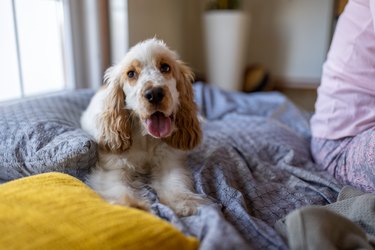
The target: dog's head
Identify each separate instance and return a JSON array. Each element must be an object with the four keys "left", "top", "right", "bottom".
[{"left": 98, "top": 38, "right": 202, "bottom": 152}]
